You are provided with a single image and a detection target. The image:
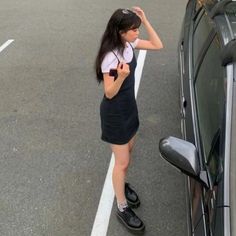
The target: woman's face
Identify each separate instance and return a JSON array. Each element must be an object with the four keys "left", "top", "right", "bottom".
[{"left": 120, "top": 28, "right": 139, "bottom": 43}]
